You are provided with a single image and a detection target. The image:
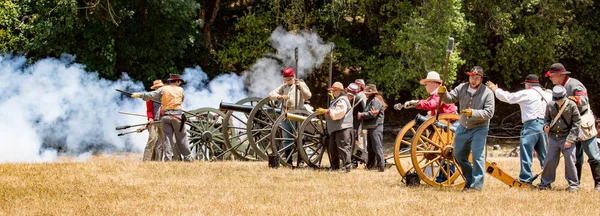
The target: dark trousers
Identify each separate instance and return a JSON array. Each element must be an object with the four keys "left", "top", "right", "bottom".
[
  {"left": 328, "top": 128, "right": 353, "bottom": 170},
  {"left": 366, "top": 124, "right": 384, "bottom": 169}
]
